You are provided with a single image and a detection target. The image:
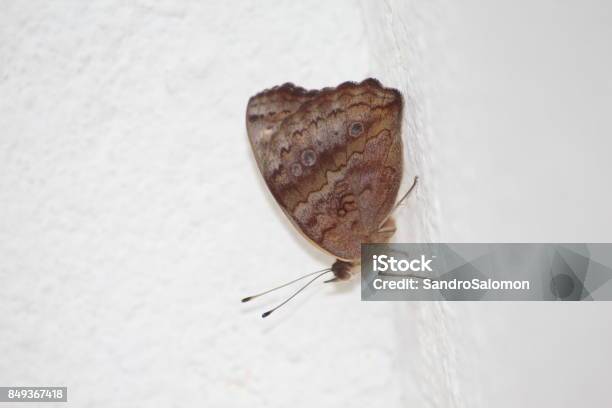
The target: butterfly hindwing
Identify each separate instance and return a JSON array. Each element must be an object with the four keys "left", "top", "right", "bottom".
[{"left": 246, "top": 79, "right": 403, "bottom": 261}]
